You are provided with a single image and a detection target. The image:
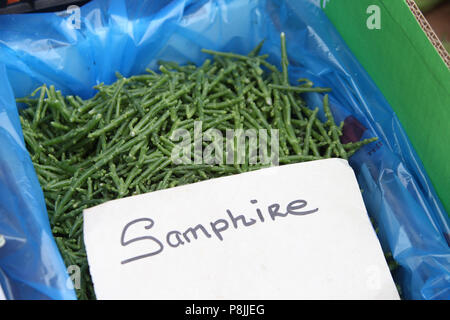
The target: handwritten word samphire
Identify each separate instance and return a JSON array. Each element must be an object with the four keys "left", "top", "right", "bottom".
[{"left": 120, "top": 198, "right": 319, "bottom": 265}]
